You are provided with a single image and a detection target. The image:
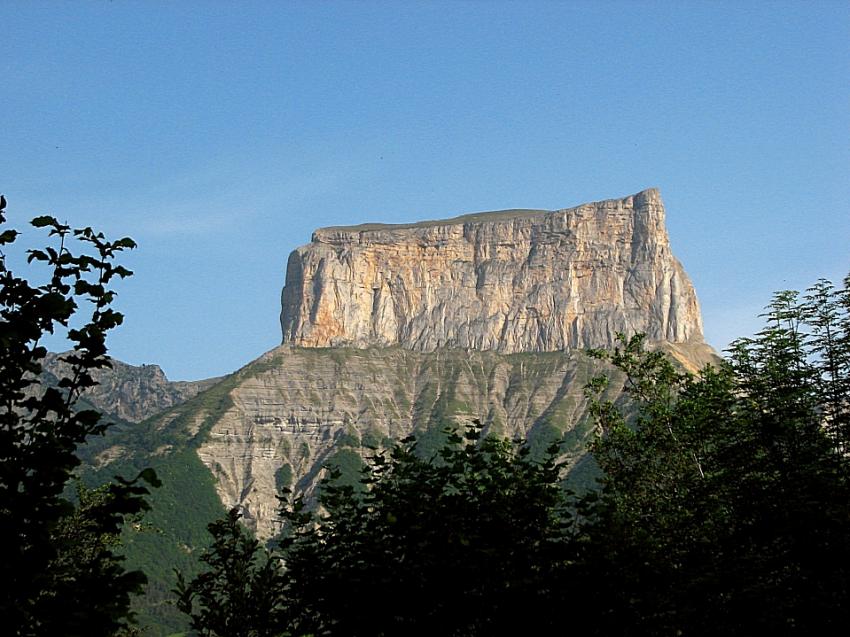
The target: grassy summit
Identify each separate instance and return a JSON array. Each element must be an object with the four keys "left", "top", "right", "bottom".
[{"left": 316, "top": 208, "right": 553, "bottom": 234}]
